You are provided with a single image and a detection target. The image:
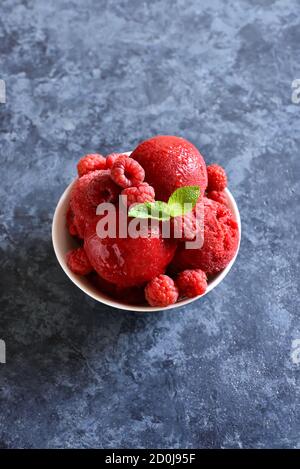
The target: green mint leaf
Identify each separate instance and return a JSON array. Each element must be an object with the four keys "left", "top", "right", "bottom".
[
  {"left": 147, "top": 201, "right": 171, "bottom": 220},
  {"left": 167, "top": 185, "right": 200, "bottom": 217},
  {"left": 128, "top": 203, "right": 152, "bottom": 219},
  {"left": 128, "top": 201, "right": 170, "bottom": 220},
  {"left": 128, "top": 186, "right": 201, "bottom": 220}
]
